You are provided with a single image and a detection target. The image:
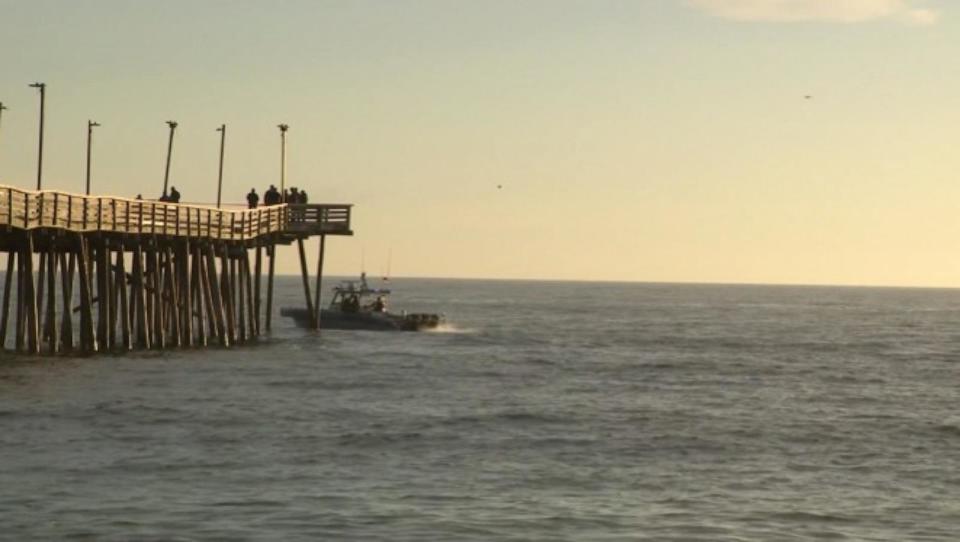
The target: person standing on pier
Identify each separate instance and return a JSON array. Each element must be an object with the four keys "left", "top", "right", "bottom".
[
  {"left": 169, "top": 186, "right": 181, "bottom": 203},
  {"left": 246, "top": 188, "right": 259, "bottom": 209},
  {"left": 264, "top": 185, "right": 280, "bottom": 205}
]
